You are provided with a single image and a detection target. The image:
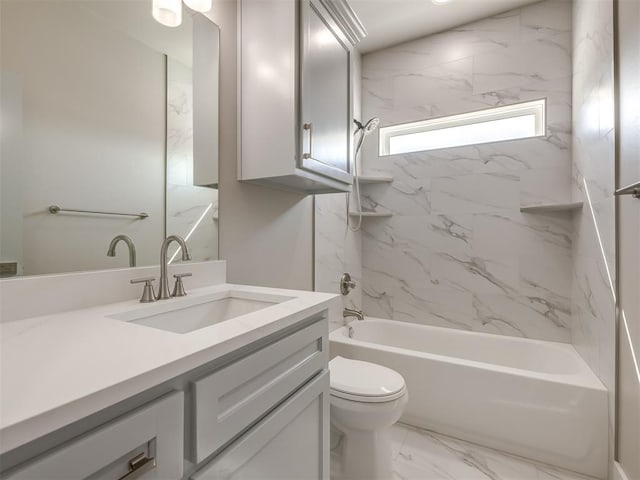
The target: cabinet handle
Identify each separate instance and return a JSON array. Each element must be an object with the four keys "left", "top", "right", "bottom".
[
  {"left": 118, "top": 453, "right": 156, "bottom": 480},
  {"left": 302, "top": 123, "right": 313, "bottom": 159}
]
